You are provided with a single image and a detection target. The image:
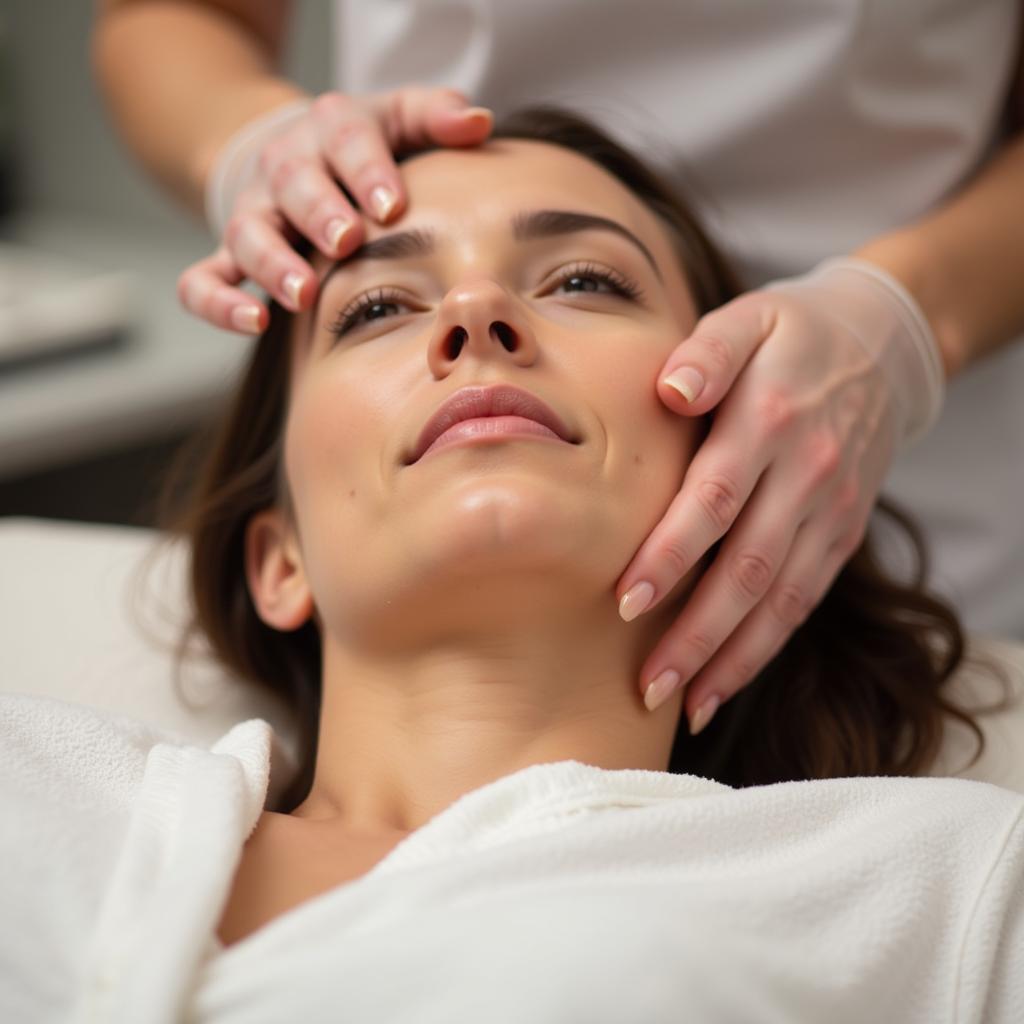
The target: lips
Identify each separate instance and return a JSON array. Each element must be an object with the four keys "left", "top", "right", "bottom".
[{"left": 407, "top": 384, "right": 579, "bottom": 464}]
